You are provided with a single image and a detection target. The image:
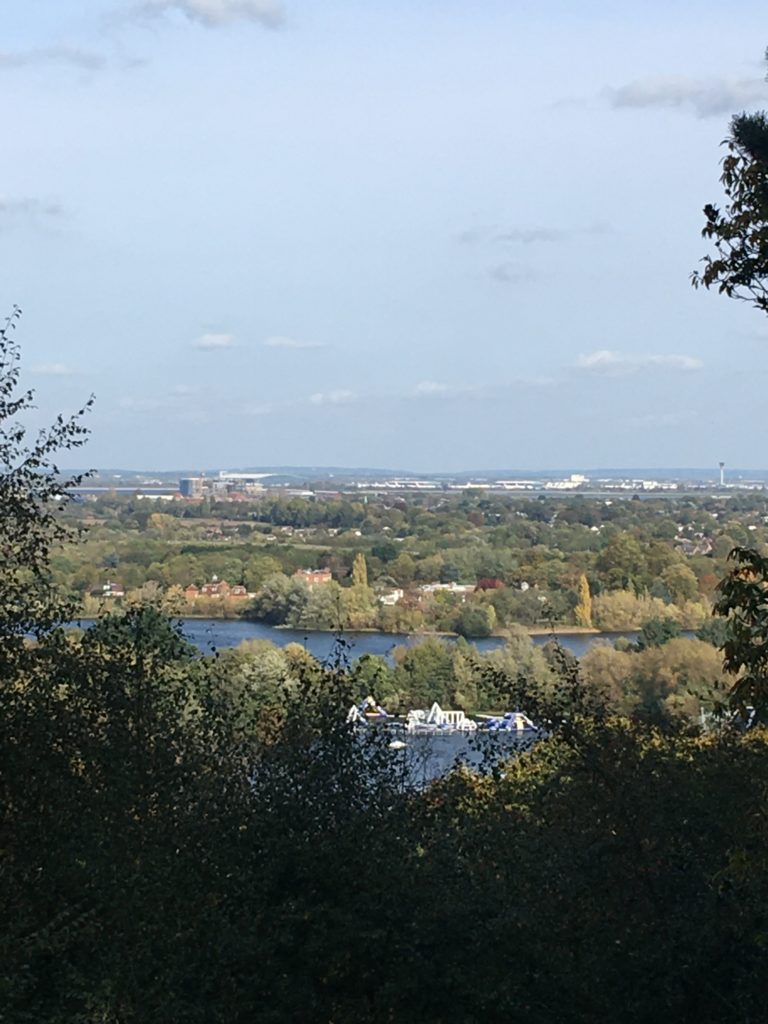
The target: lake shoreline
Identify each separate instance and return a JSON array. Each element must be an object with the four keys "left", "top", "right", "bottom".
[{"left": 162, "top": 616, "right": 603, "bottom": 639}]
